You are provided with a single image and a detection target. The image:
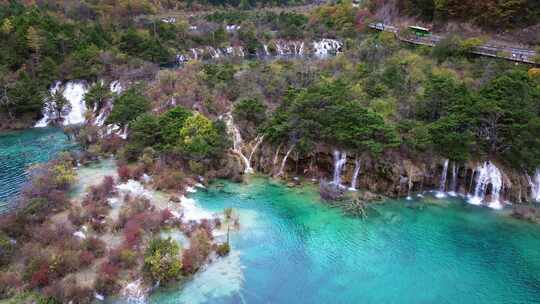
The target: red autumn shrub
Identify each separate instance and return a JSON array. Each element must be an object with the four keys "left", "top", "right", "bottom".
[
  {"left": 79, "top": 250, "right": 96, "bottom": 267},
  {"left": 124, "top": 219, "right": 142, "bottom": 247},
  {"left": 199, "top": 219, "right": 213, "bottom": 237},
  {"left": 182, "top": 229, "right": 212, "bottom": 274},
  {"left": 117, "top": 165, "right": 132, "bottom": 182},
  {"left": 132, "top": 211, "right": 163, "bottom": 232},
  {"left": 31, "top": 224, "right": 56, "bottom": 245},
  {"left": 161, "top": 209, "right": 174, "bottom": 223},
  {"left": 30, "top": 263, "right": 50, "bottom": 288},
  {"left": 100, "top": 261, "right": 120, "bottom": 278}
]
